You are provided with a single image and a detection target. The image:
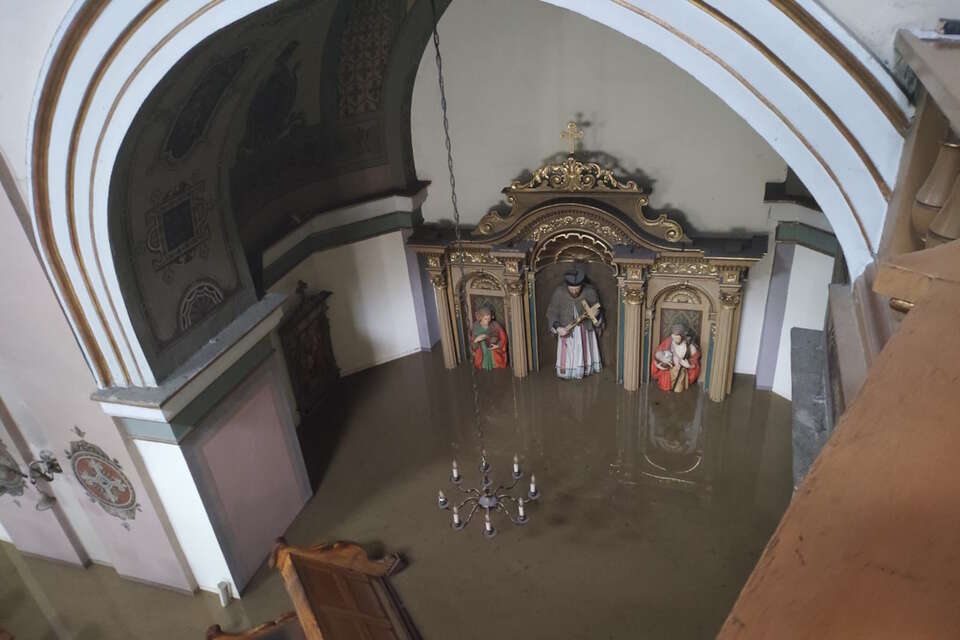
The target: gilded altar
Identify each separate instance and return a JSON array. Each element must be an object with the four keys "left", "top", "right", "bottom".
[{"left": 407, "top": 155, "right": 766, "bottom": 402}]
